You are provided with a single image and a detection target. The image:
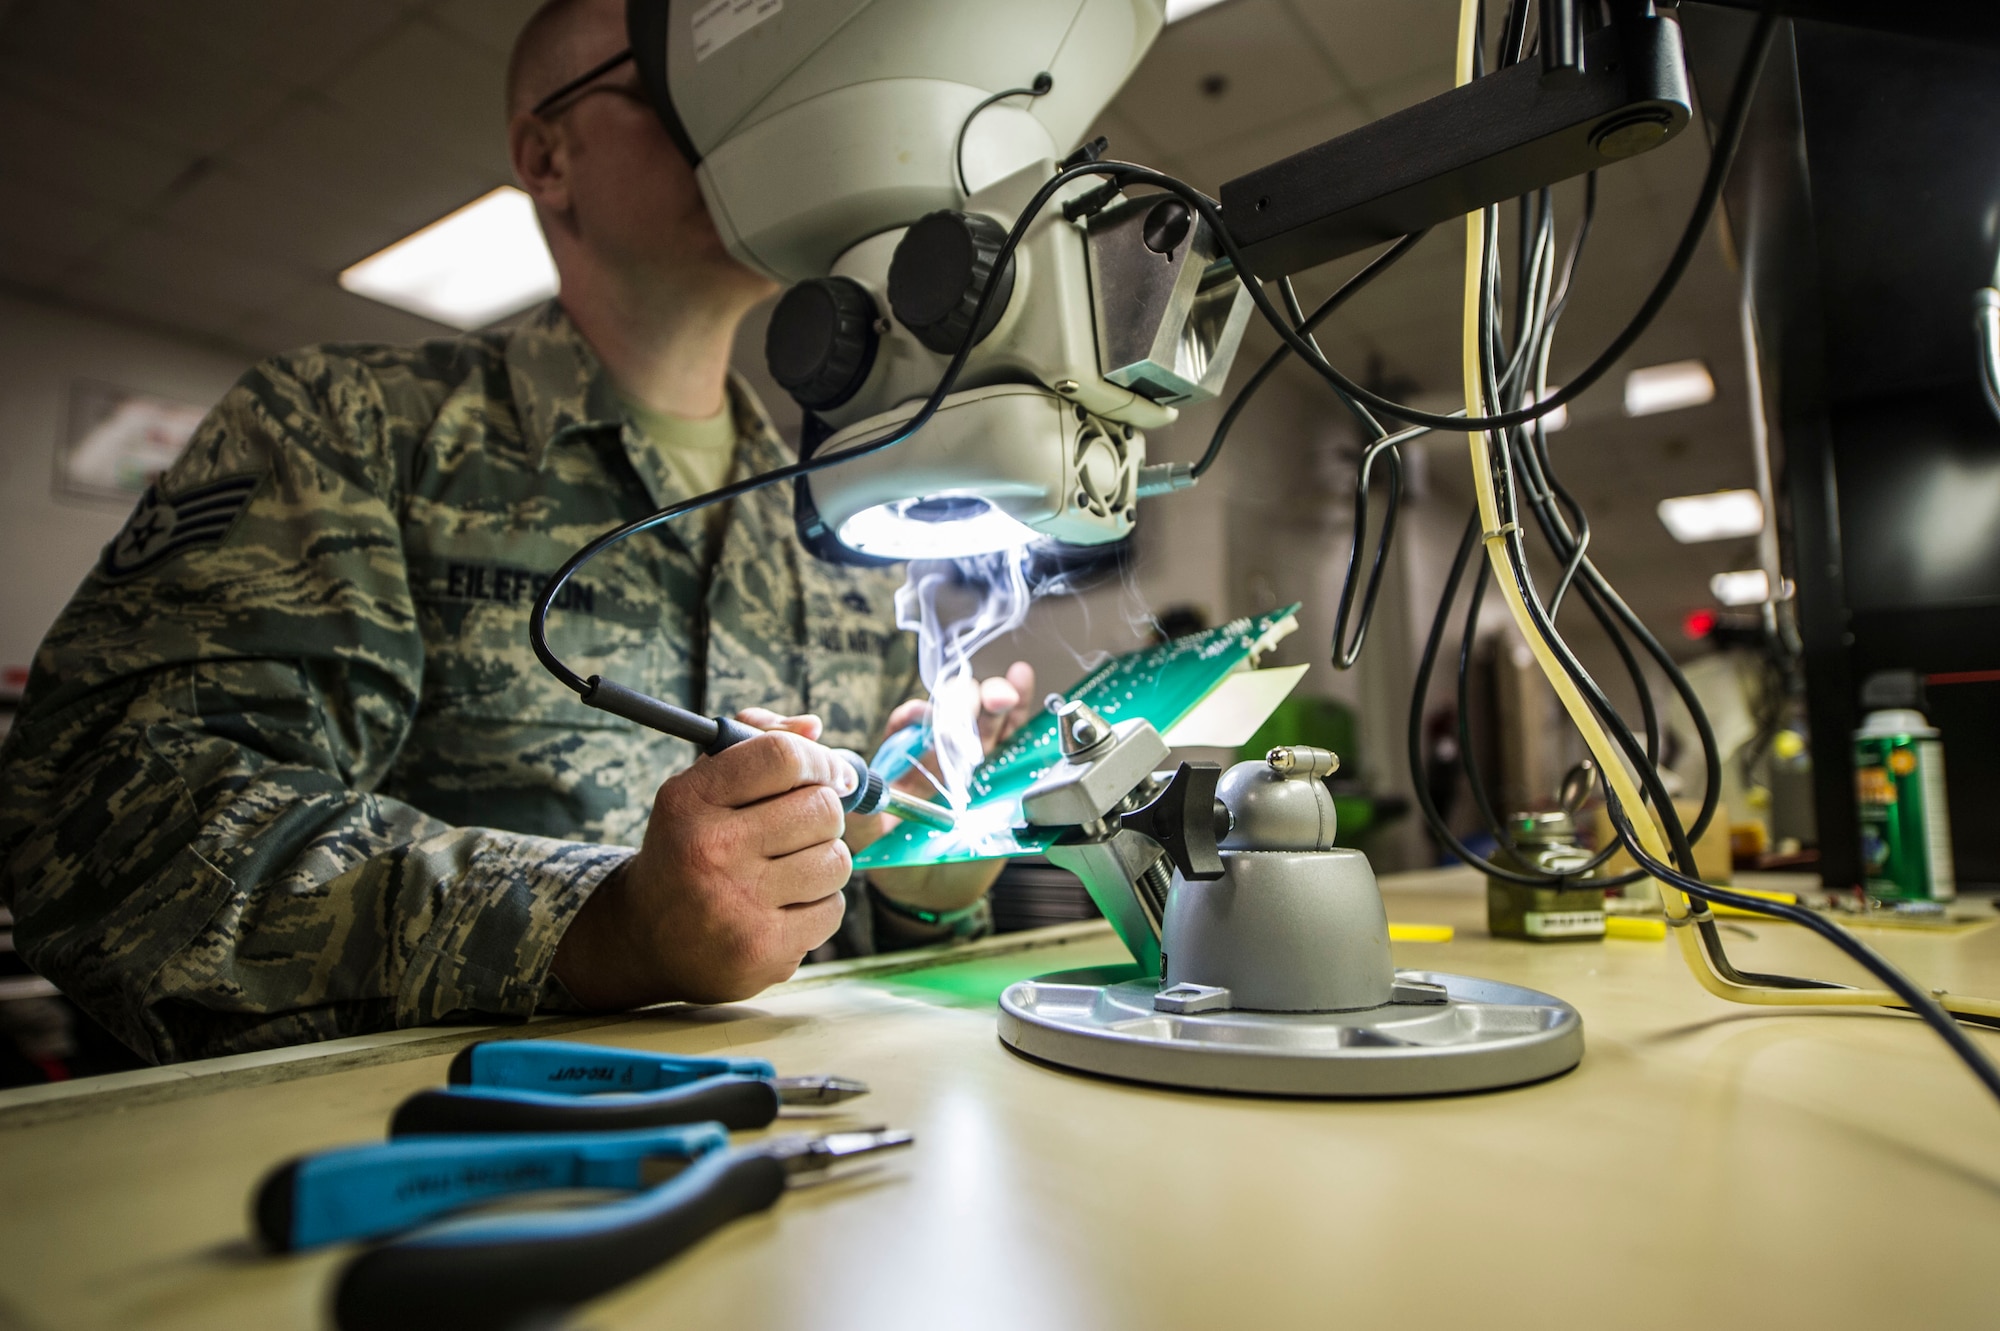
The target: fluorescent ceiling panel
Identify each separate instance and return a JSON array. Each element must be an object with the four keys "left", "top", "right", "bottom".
[
  {"left": 1166, "top": 0, "right": 1229, "bottom": 21},
  {"left": 1709, "top": 568, "right": 1770, "bottom": 606},
  {"left": 1624, "top": 359, "right": 1715, "bottom": 417},
  {"left": 1657, "top": 489, "right": 1763, "bottom": 543},
  {"left": 339, "top": 187, "right": 557, "bottom": 330}
]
